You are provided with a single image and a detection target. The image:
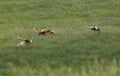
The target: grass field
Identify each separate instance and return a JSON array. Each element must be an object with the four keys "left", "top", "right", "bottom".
[{"left": 0, "top": 0, "right": 120, "bottom": 76}]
